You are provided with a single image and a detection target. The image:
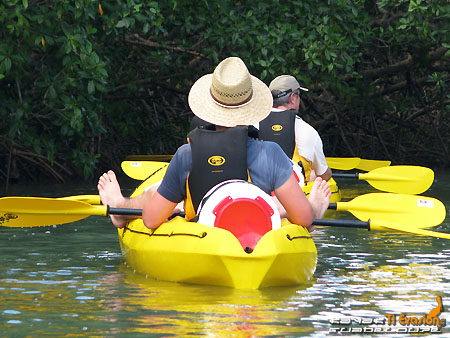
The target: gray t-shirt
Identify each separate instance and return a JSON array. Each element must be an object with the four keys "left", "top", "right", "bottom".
[{"left": 157, "top": 137, "right": 293, "bottom": 203}]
